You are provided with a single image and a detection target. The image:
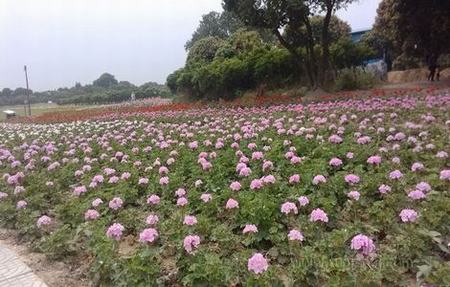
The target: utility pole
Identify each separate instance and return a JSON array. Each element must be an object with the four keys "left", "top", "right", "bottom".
[{"left": 24, "top": 65, "right": 31, "bottom": 116}]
